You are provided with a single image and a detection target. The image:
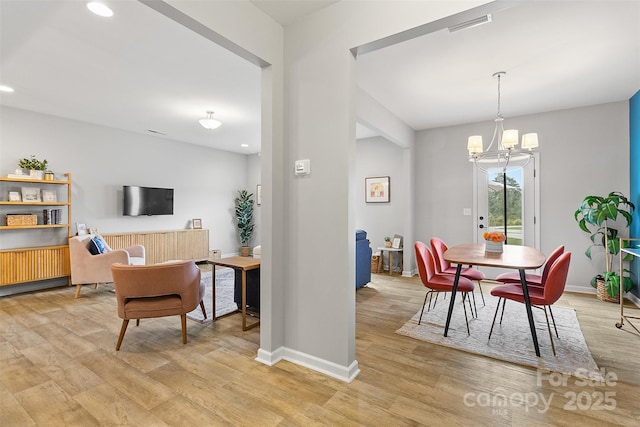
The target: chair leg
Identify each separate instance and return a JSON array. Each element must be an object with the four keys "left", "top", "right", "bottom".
[
  {"left": 74, "top": 284, "right": 82, "bottom": 298},
  {"left": 200, "top": 300, "right": 207, "bottom": 319},
  {"left": 476, "top": 280, "right": 486, "bottom": 306},
  {"left": 470, "top": 290, "right": 477, "bottom": 318},
  {"left": 135, "top": 319, "right": 140, "bottom": 326},
  {"left": 488, "top": 297, "right": 502, "bottom": 341},
  {"left": 418, "top": 291, "right": 431, "bottom": 325},
  {"left": 461, "top": 293, "right": 470, "bottom": 336},
  {"left": 543, "top": 307, "right": 557, "bottom": 357},
  {"left": 499, "top": 298, "right": 507, "bottom": 325},
  {"left": 181, "top": 314, "right": 187, "bottom": 344},
  {"left": 116, "top": 319, "right": 129, "bottom": 351},
  {"left": 548, "top": 306, "right": 559, "bottom": 338}
]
